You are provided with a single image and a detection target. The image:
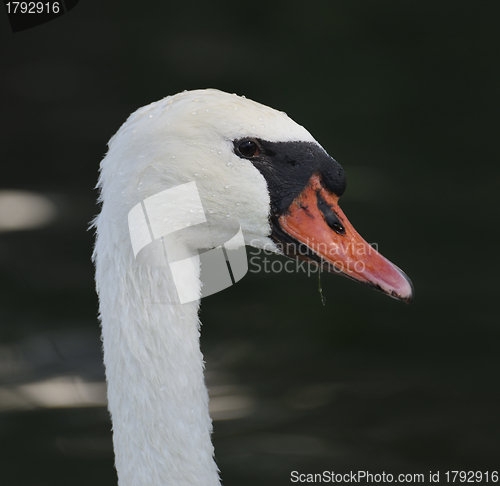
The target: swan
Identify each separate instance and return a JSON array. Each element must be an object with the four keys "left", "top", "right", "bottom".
[{"left": 92, "top": 89, "right": 412, "bottom": 486}]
